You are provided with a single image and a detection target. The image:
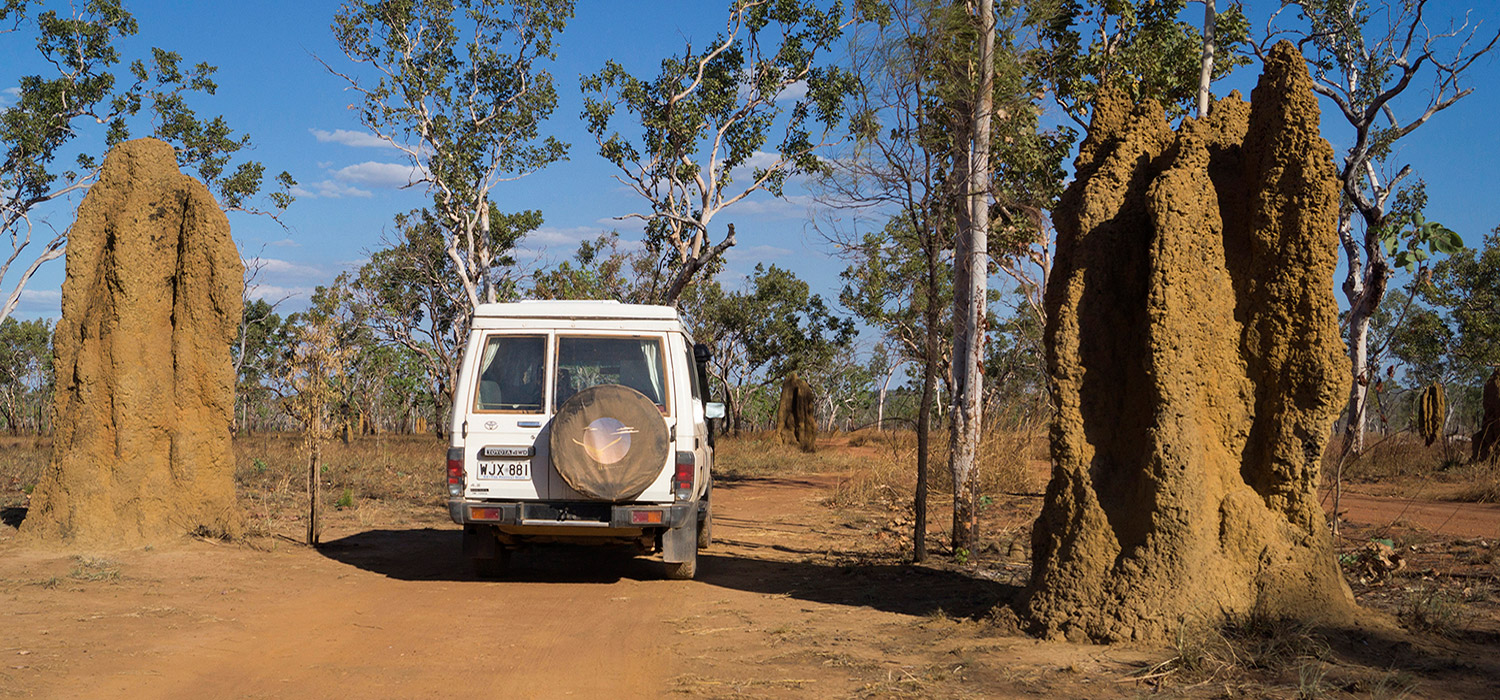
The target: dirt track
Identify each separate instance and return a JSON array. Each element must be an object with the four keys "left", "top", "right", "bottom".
[
  {"left": 0, "top": 476, "right": 1150, "bottom": 699},
  {"left": 4, "top": 475, "right": 1500, "bottom": 699},
  {"left": 1326, "top": 489, "right": 1500, "bottom": 539}
]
